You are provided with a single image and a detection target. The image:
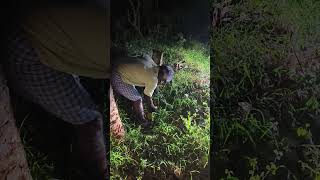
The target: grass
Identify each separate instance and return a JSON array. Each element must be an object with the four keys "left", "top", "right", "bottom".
[
  {"left": 212, "top": 0, "right": 320, "bottom": 179},
  {"left": 110, "top": 36, "right": 210, "bottom": 179},
  {"left": 23, "top": 145, "right": 55, "bottom": 180},
  {"left": 15, "top": 108, "right": 57, "bottom": 180}
]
